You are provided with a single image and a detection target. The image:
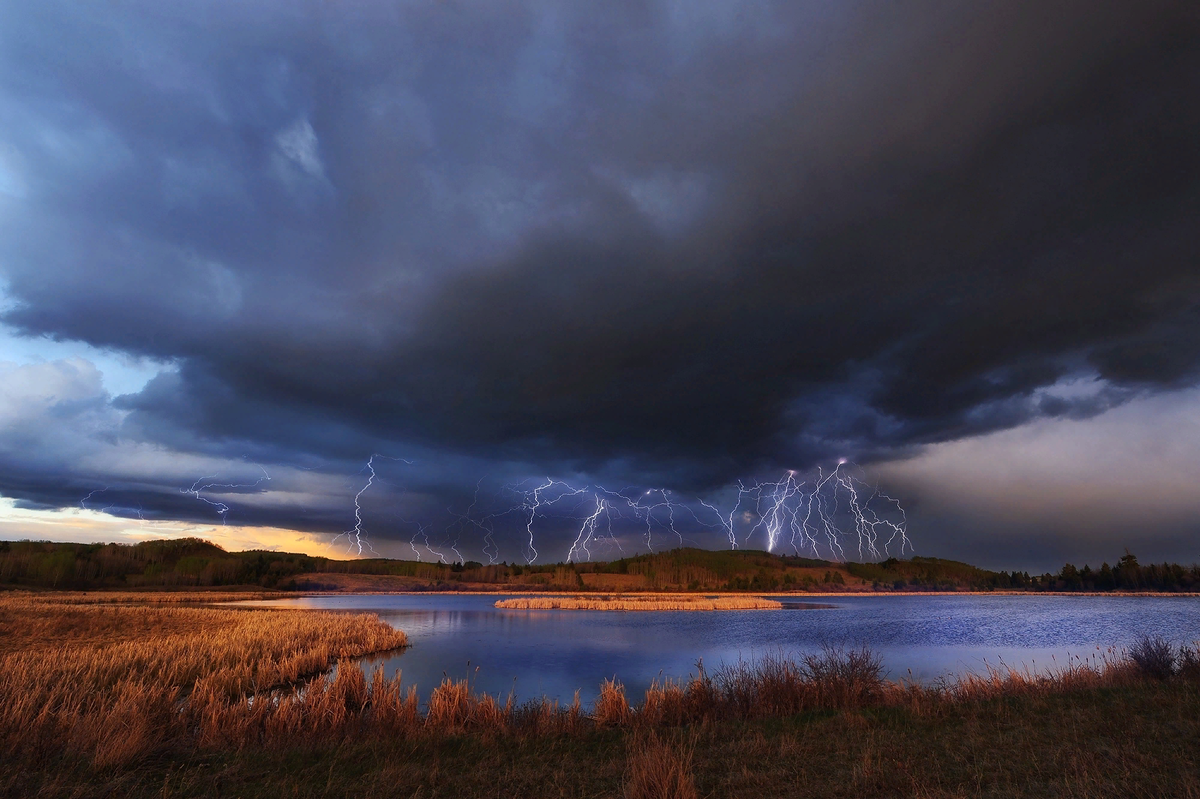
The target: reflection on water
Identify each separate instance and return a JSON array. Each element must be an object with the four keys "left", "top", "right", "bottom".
[{"left": 239, "top": 593, "right": 1200, "bottom": 706}]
